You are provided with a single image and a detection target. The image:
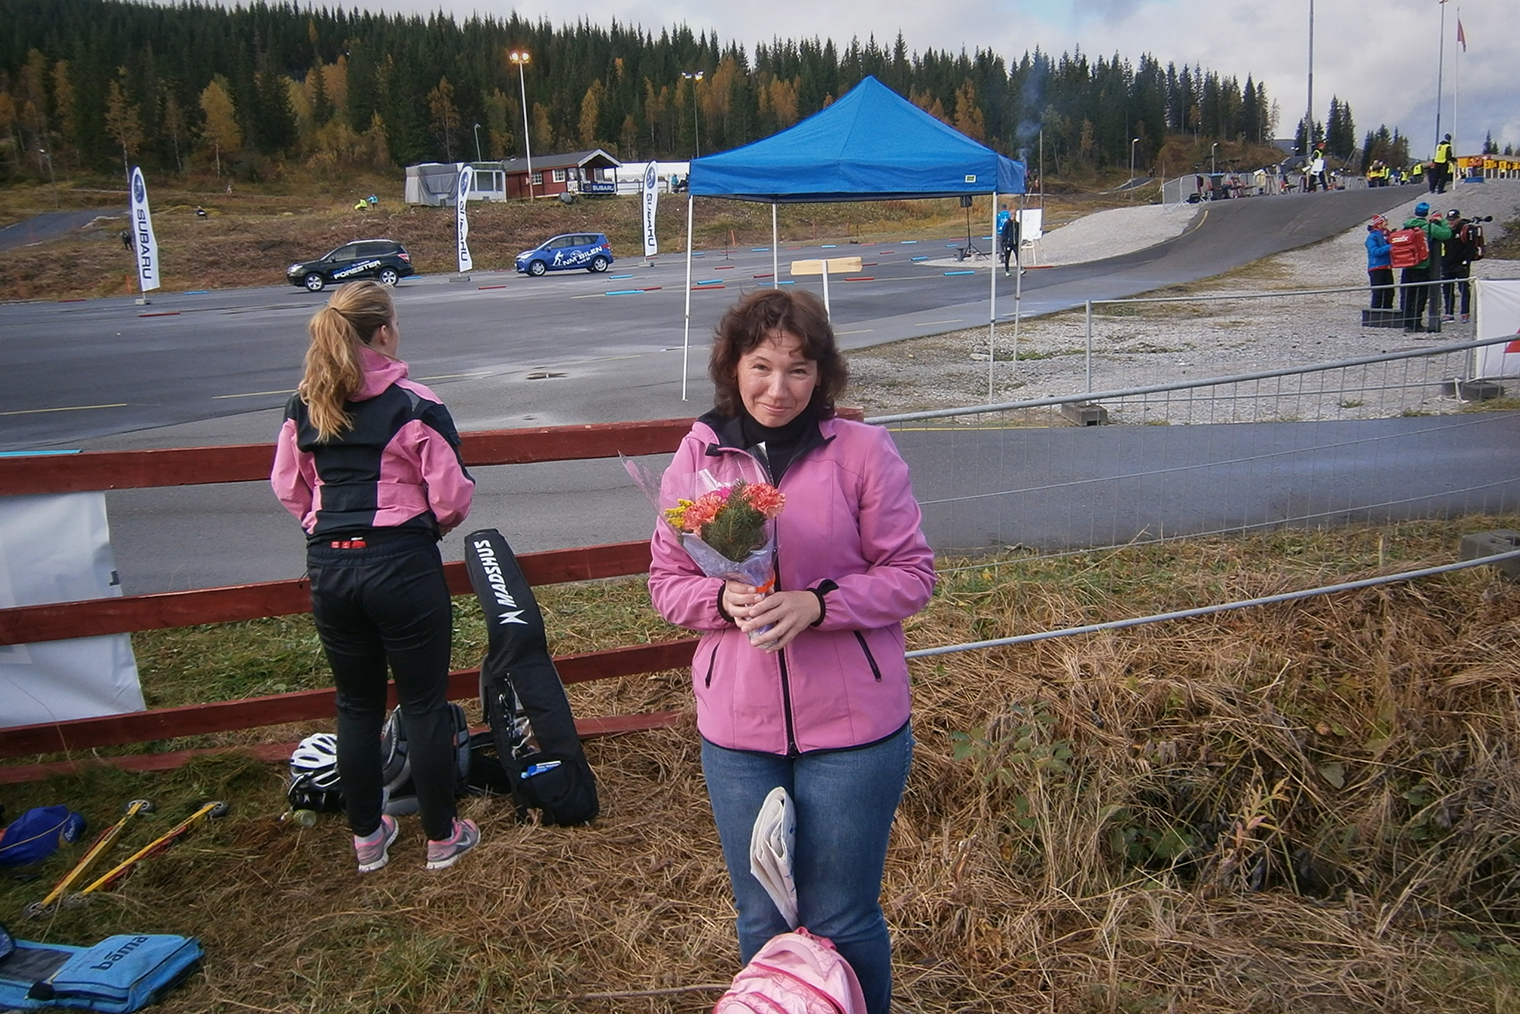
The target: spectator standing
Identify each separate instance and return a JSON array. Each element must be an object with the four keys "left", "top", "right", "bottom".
[
  {"left": 1397, "top": 201, "right": 1454, "bottom": 333},
  {"left": 1430, "top": 134, "right": 1455, "bottom": 194},
  {"left": 1365, "top": 215, "right": 1394, "bottom": 311},
  {"left": 1440, "top": 208, "right": 1474, "bottom": 323},
  {"left": 270, "top": 280, "right": 481, "bottom": 873},
  {"left": 648, "top": 289, "right": 936, "bottom": 1014},
  {"left": 997, "top": 204, "right": 1023, "bottom": 276}
]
